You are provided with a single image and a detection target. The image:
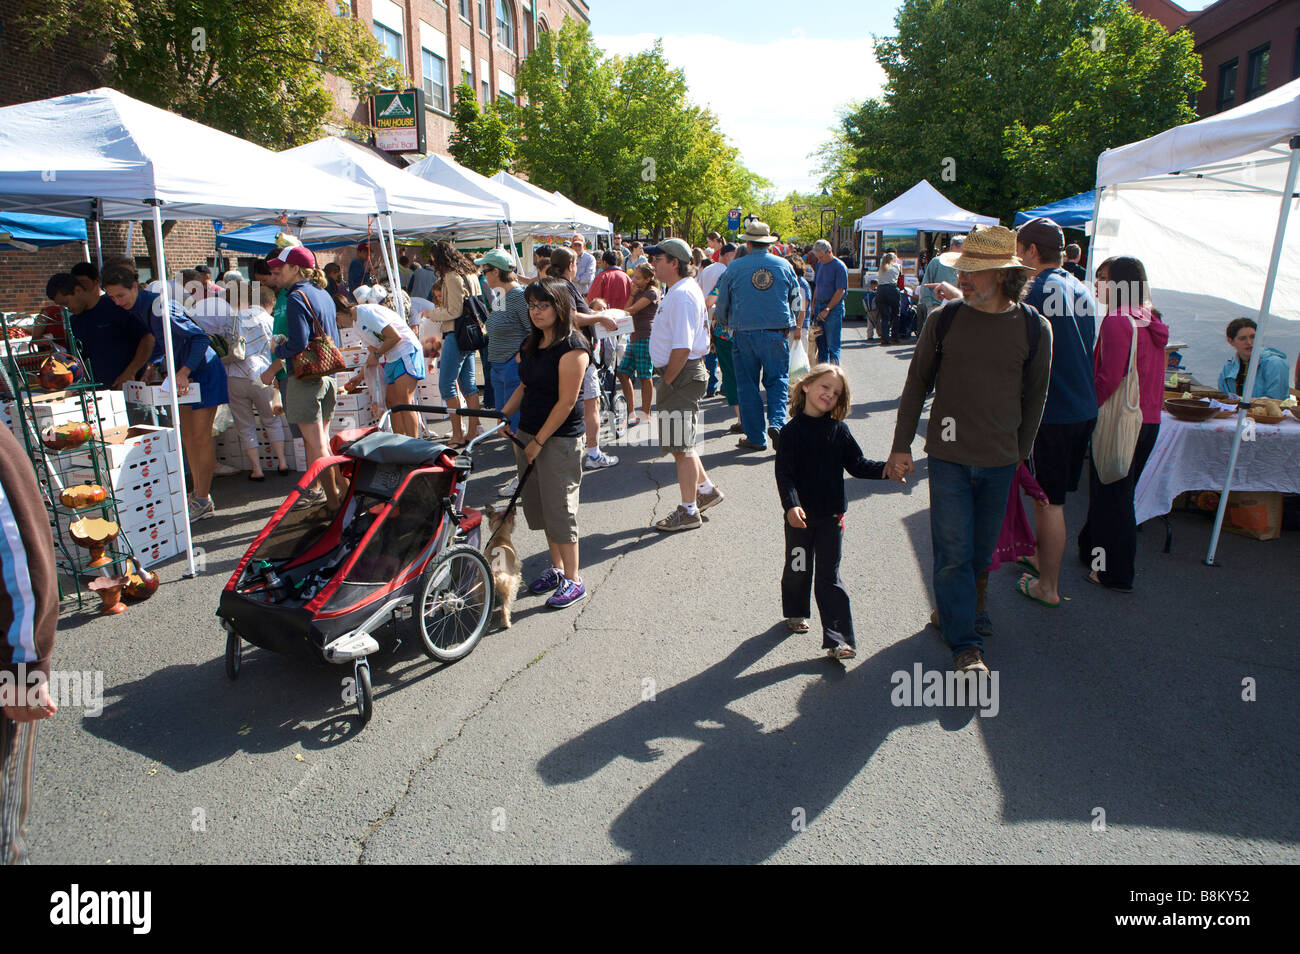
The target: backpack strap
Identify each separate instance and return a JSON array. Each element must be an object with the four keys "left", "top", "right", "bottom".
[
  {"left": 1019, "top": 302, "right": 1042, "bottom": 393},
  {"left": 926, "top": 299, "right": 963, "bottom": 394}
]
